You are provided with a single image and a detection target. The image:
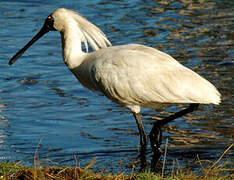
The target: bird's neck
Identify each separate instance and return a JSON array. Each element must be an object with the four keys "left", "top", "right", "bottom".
[{"left": 60, "top": 28, "right": 85, "bottom": 69}]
